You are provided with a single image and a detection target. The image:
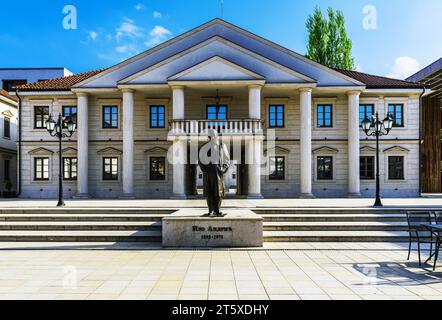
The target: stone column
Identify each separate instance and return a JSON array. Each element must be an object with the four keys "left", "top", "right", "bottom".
[
  {"left": 348, "top": 91, "right": 361, "bottom": 197},
  {"left": 299, "top": 88, "right": 313, "bottom": 197},
  {"left": 248, "top": 85, "right": 262, "bottom": 119},
  {"left": 122, "top": 89, "right": 135, "bottom": 198},
  {"left": 172, "top": 86, "right": 185, "bottom": 120},
  {"left": 76, "top": 93, "right": 89, "bottom": 198},
  {"left": 172, "top": 139, "right": 187, "bottom": 199},
  {"left": 246, "top": 137, "right": 263, "bottom": 199},
  {"left": 172, "top": 86, "right": 186, "bottom": 198}
]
